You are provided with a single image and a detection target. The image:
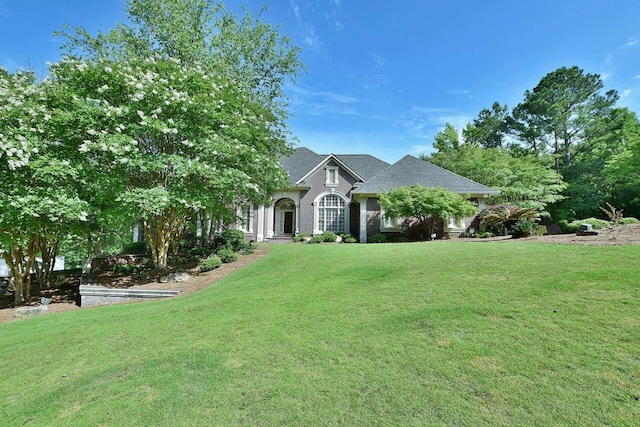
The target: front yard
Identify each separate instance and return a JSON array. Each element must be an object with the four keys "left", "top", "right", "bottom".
[{"left": 1, "top": 241, "right": 639, "bottom": 425}]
